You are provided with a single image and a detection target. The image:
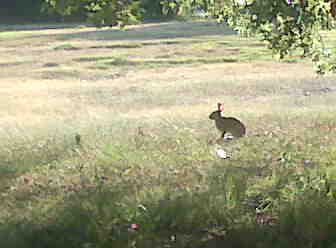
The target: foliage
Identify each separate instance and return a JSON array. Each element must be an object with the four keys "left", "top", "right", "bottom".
[
  {"left": 162, "top": 0, "right": 336, "bottom": 74},
  {"left": 88, "top": 0, "right": 141, "bottom": 28},
  {"left": 160, "top": 0, "right": 212, "bottom": 16},
  {"left": 0, "top": 0, "right": 62, "bottom": 22},
  {"left": 43, "top": 0, "right": 142, "bottom": 27},
  {"left": 140, "top": 0, "right": 166, "bottom": 19}
]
